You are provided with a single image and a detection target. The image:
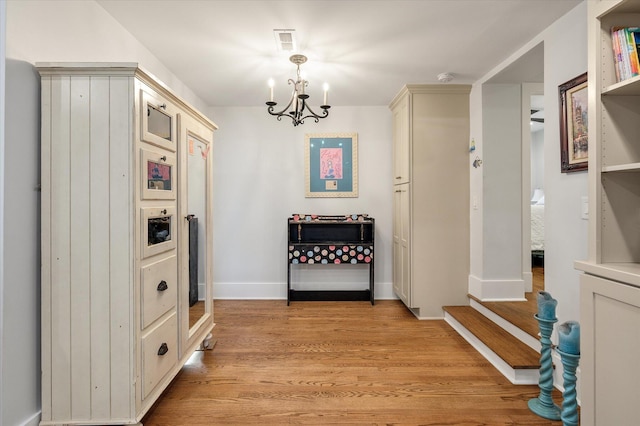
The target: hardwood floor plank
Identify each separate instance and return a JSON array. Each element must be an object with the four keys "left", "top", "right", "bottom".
[{"left": 142, "top": 300, "right": 562, "bottom": 425}]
